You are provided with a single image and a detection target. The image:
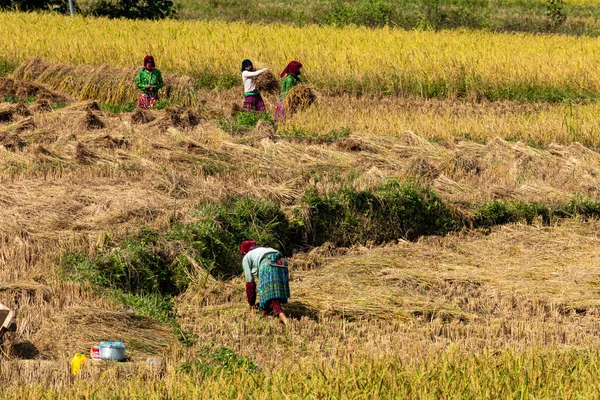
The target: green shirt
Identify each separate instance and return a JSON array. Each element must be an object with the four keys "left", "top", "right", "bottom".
[
  {"left": 279, "top": 74, "right": 300, "bottom": 100},
  {"left": 136, "top": 68, "right": 164, "bottom": 95}
]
